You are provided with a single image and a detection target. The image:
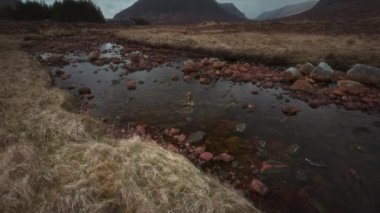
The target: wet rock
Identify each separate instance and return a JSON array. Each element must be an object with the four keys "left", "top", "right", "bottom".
[
  {"left": 193, "top": 146, "right": 206, "bottom": 155},
  {"left": 174, "top": 134, "right": 186, "bottom": 143},
  {"left": 86, "top": 95, "right": 94, "bottom": 100},
  {"left": 130, "top": 51, "right": 142, "bottom": 63},
  {"left": 218, "top": 170, "right": 231, "bottom": 180},
  {"left": 89, "top": 50, "right": 101, "bottom": 61},
  {"left": 308, "top": 100, "right": 320, "bottom": 108},
  {"left": 183, "top": 60, "right": 199, "bottom": 72},
  {"left": 47, "top": 54, "right": 65, "bottom": 64},
  {"left": 337, "top": 80, "right": 368, "bottom": 95},
  {"left": 111, "top": 57, "right": 121, "bottom": 64},
  {"left": 171, "top": 75, "right": 179, "bottom": 81},
  {"left": 61, "top": 74, "right": 71, "bottom": 80},
  {"left": 296, "top": 63, "right": 315, "bottom": 75},
  {"left": 136, "top": 125, "right": 146, "bottom": 135},
  {"left": 55, "top": 69, "right": 65, "bottom": 76},
  {"left": 260, "top": 160, "right": 290, "bottom": 175},
  {"left": 78, "top": 87, "right": 91, "bottom": 95},
  {"left": 183, "top": 75, "right": 191, "bottom": 81},
  {"left": 235, "top": 123, "right": 246, "bottom": 132},
  {"left": 199, "top": 152, "right": 214, "bottom": 162},
  {"left": 288, "top": 144, "right": 300, "bottom": 155},
  {"left": 126, "top": 80, "right": 137, "bottom": 90},
  {"left": 250, "top": 179, "right": 269, "bottom": 196},
  {"left": 296, "top": 169, "right": 308, "bottom": 182},
  {"left": 251, "top": 90, "right": 259, "bottom": 95},
  {"left": 290, "top": 79, "right": 314, "bottom": 92},
  {"left": 282, "top": 105, "right": 299, "bottom": 116},
  {"left": 186, "top": 91, "right": 192, "bottom": 99},
  {"left": 214, "top": 153, "right": 234, "bottom": 162},
  {"left": 186, "top": 131, "right": 206, "bottom": 144},
  {"left": 199, "top": 77, "right": 210, "bottom": 85},
  {"left": 212, "top": 60, "right": 225, "bottom": 70},
  {"left": 305, "top": 158, "right": 327, "bottom": 167},
  {"left": 285, "top": 67, "right": 303, "bottom": 79},
  {"left": 310, "top": 62, "right": 334, "bottom": 81},
  {"left": 347, "top": 64, "right": 380, "bottom": 85}
]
